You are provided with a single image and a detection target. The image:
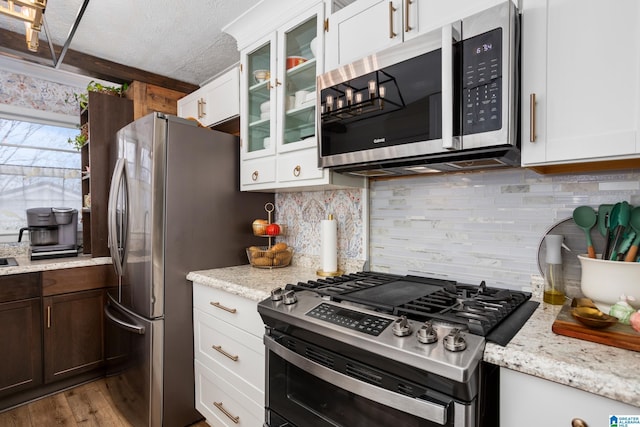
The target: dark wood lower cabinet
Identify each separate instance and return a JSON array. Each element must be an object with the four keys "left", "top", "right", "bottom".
[
  {"left": 0, "top": 273, "right": 42, "bottom": 399},
  {"left": 0, "top": 298, "right": 42, "bottom": 397},
  {"left": 43, "top": 289, "right": 105, "bottom": 383},
  {"left": 0, "top": 265, "right": 117, "bottom": 411}
]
